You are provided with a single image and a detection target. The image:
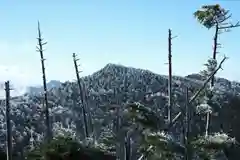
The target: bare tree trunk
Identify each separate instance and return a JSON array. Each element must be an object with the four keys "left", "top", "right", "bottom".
[
  {"left": 5, "top": 81, "right": 12, "bottom": 160},
  {"left": 83, "top": 82, "right": 94, "bottom": 135},
  {"left": 211, "top": 24, "right": 219, "bottom": 88},
  {"left": 125, "top": 133, "right": 132, "bottom": 160},
  {"left": 37, "top": 22, "right": 52, "bottom": 142},
  {"left": 205, "top": 112, "right": 210, "bottom": 137},
  {"left": 205, "top": 24, "right": 219, "bottom": 137},
  {"left": 184, "top": 87, "right": 191, "bottom": 160},
  {"left": 168, "top": 29, "right": 173, "bottom": 123},
  {"left": 72, "top": 53, "right": 89, "bottom": 138},
  {"left": 115, "top": 107, "right": 121, "bottom": 160}
]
